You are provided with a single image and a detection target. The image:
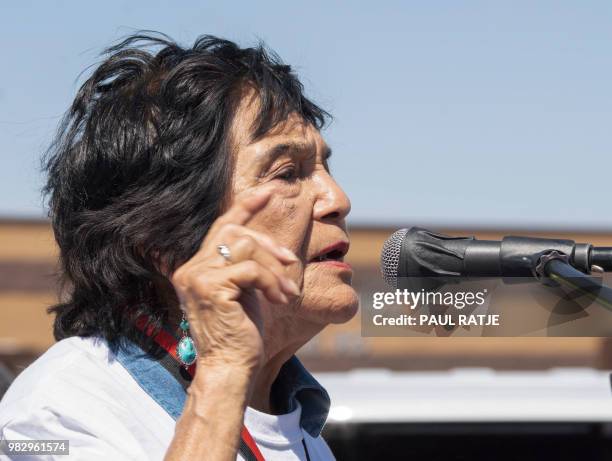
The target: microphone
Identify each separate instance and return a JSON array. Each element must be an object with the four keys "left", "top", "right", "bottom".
[{"left": 380, "top": 227, "right": 612, "bottom": 290}]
